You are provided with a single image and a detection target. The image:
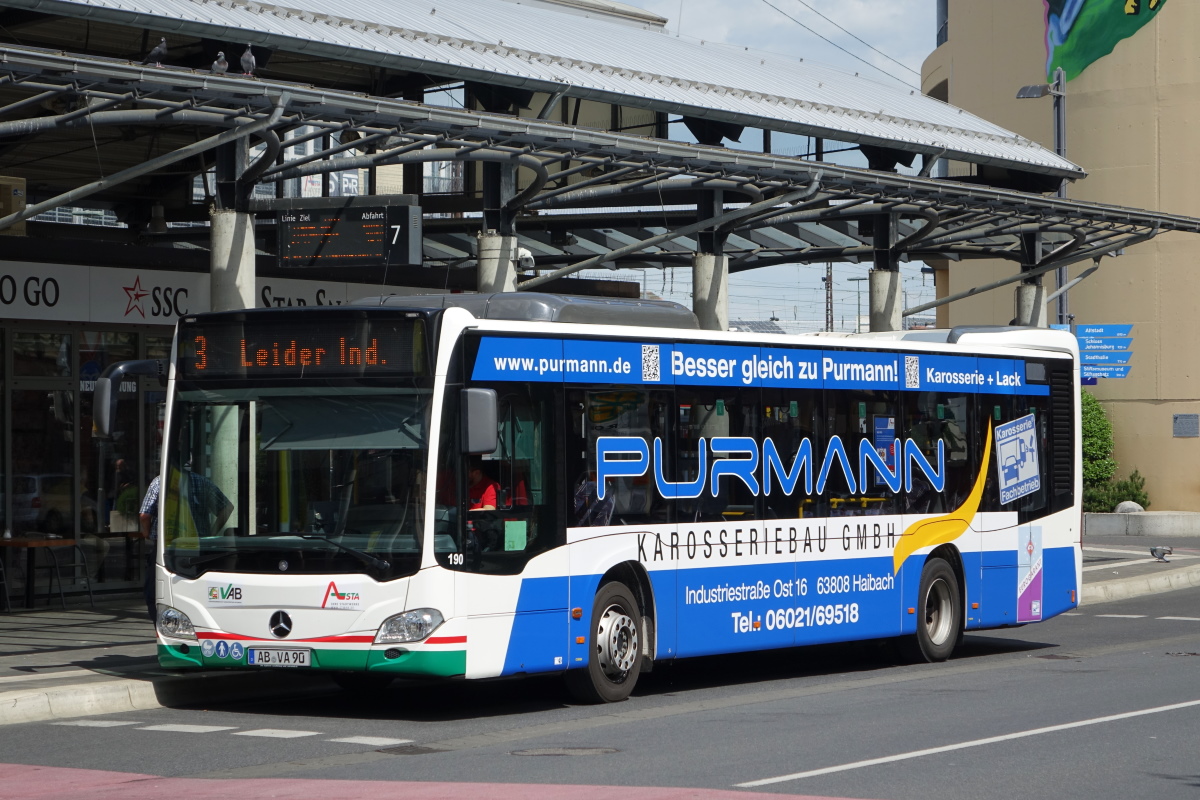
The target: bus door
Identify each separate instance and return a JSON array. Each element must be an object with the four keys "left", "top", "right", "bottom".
[
  {"left": 903, "top": 388, "right": 984, "bottom": 629},
  {"left": 566, "top": 388, "right": 676, "bottom": 664},
  {"left": 440, "top": 376, "right": 569, "bottom": 677},
  {"left": 672, "top": 386, "right": 779, "bottom": 658}
]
